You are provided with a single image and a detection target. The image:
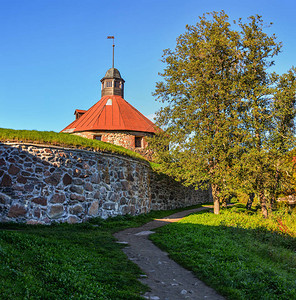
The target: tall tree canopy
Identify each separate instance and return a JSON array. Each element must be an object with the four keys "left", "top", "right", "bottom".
[{"left": 151, "top": 11, "right": 296, "bottom": 216}]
